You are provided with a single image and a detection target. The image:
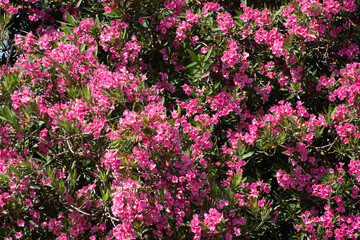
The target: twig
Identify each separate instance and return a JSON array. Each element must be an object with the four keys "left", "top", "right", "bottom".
[{"left": 40, "top": 151, "right": 69, "bottom": 169}]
